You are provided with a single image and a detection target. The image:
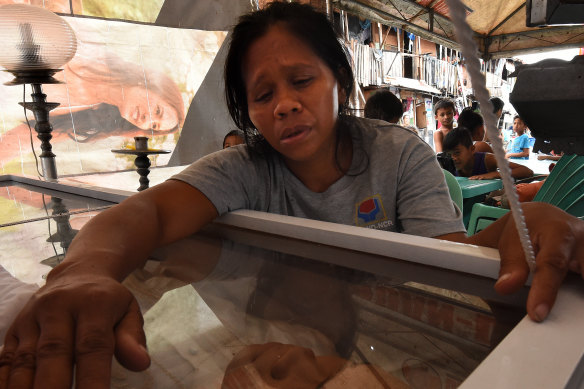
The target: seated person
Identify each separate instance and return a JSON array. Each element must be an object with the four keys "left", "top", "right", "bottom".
[
  {"left": 444, "top": 127, "right": 533, "bottom": 180},
  {"left": 223, "top": 129, "right": 245, "bottom": 149},
  {"left": 432, "top": 98, "right": 456, "bottom": 152},
  {"left": 532, "top": 137, "right": 564, "bottom": 161},
  {"left": 490, "top": 97, "right": 504, "bottom": 123},
  {"left": 505, "top": 116, "right": 530, "bottom": 160},
  {"left": 363, "top": 90, "right": 404, "bottom": 124},
  {"left": 457, "top": 107, "right": 493, "bottom": 153}
]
